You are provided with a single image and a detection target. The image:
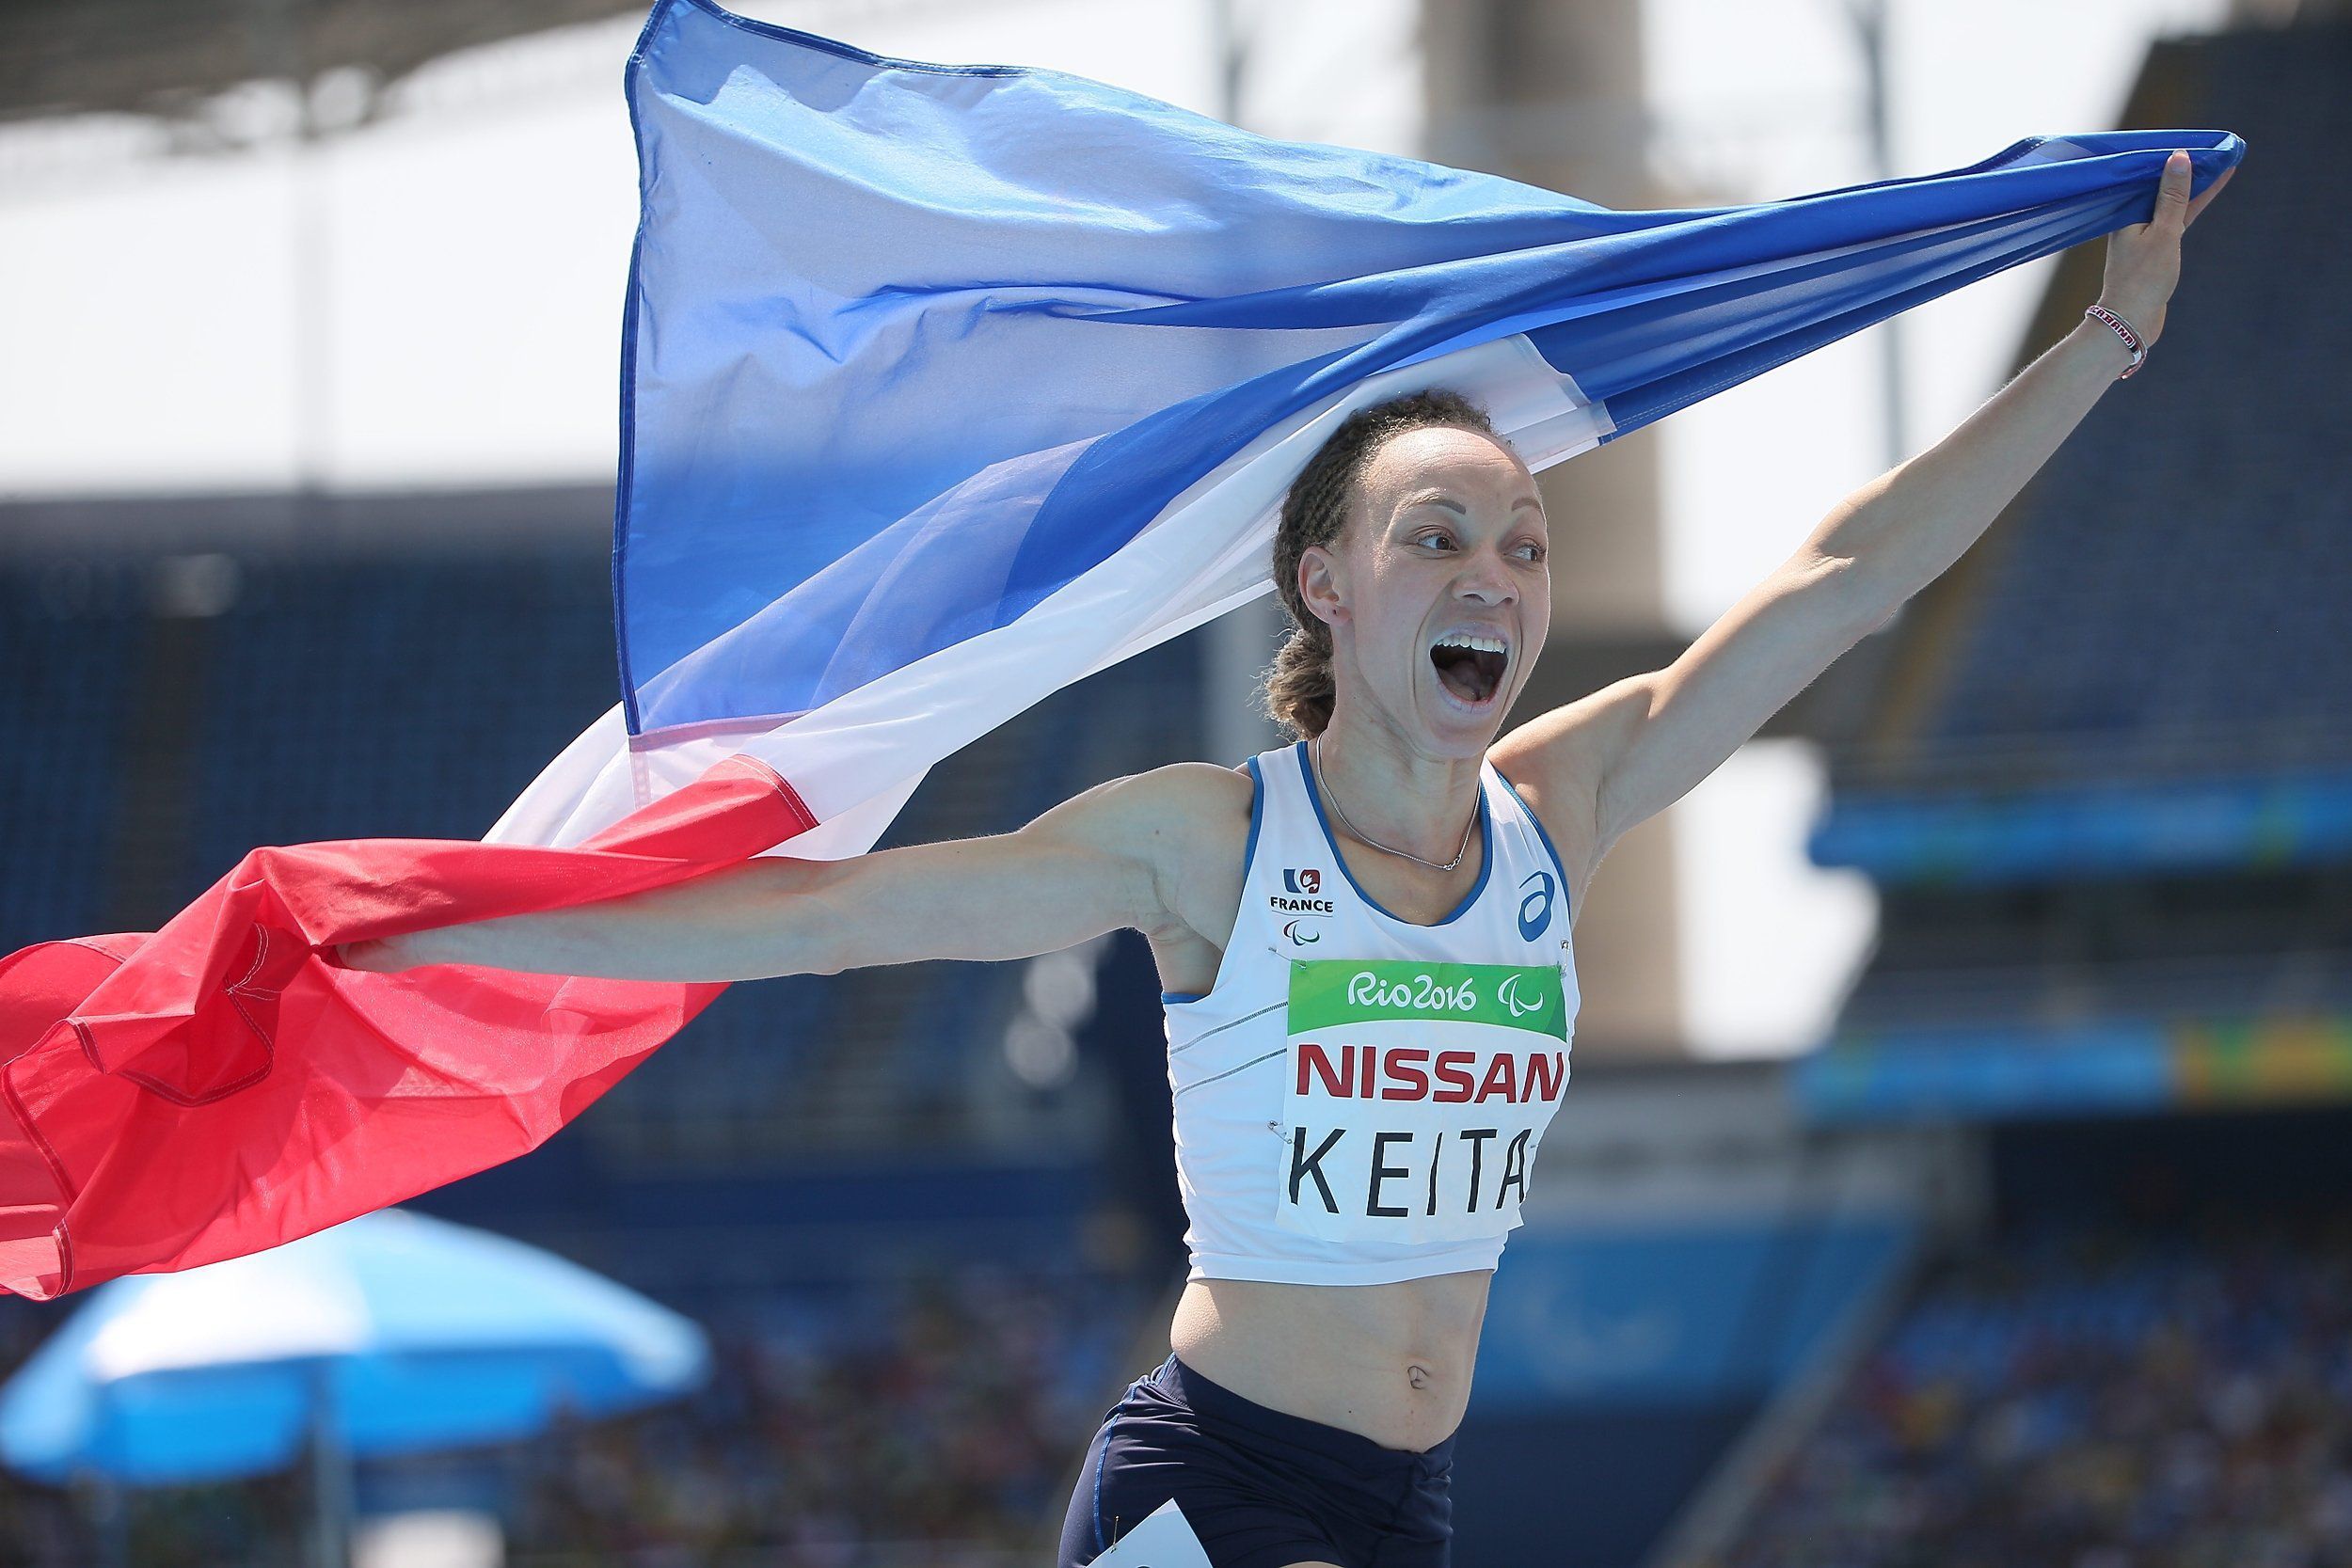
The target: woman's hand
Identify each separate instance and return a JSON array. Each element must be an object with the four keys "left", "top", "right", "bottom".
[
  {"left": 330, "top": 933, "right": 425, "bottom": 974},
  {"left": 2098, "top": 148, "right": 2234, "bottom": 349}
]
